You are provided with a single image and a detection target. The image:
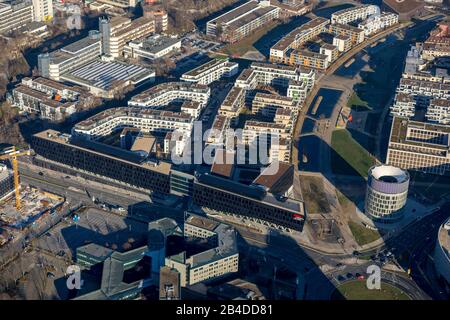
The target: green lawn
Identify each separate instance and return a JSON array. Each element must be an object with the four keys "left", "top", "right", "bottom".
[
  {"left": 219, "top": 21, "right": 280, "bottom": 57},
  {"left": 331, "top": 129, "right": 375, "bottom": 178},
  {"left": 347, "top": 92, "right": 371, "bottom": 111},
  {"left": 332, "top": 280, "right": 411, "bottom": 300},
  {"left": 348, "top": 220, "right": 380, "bottom": 246}
]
